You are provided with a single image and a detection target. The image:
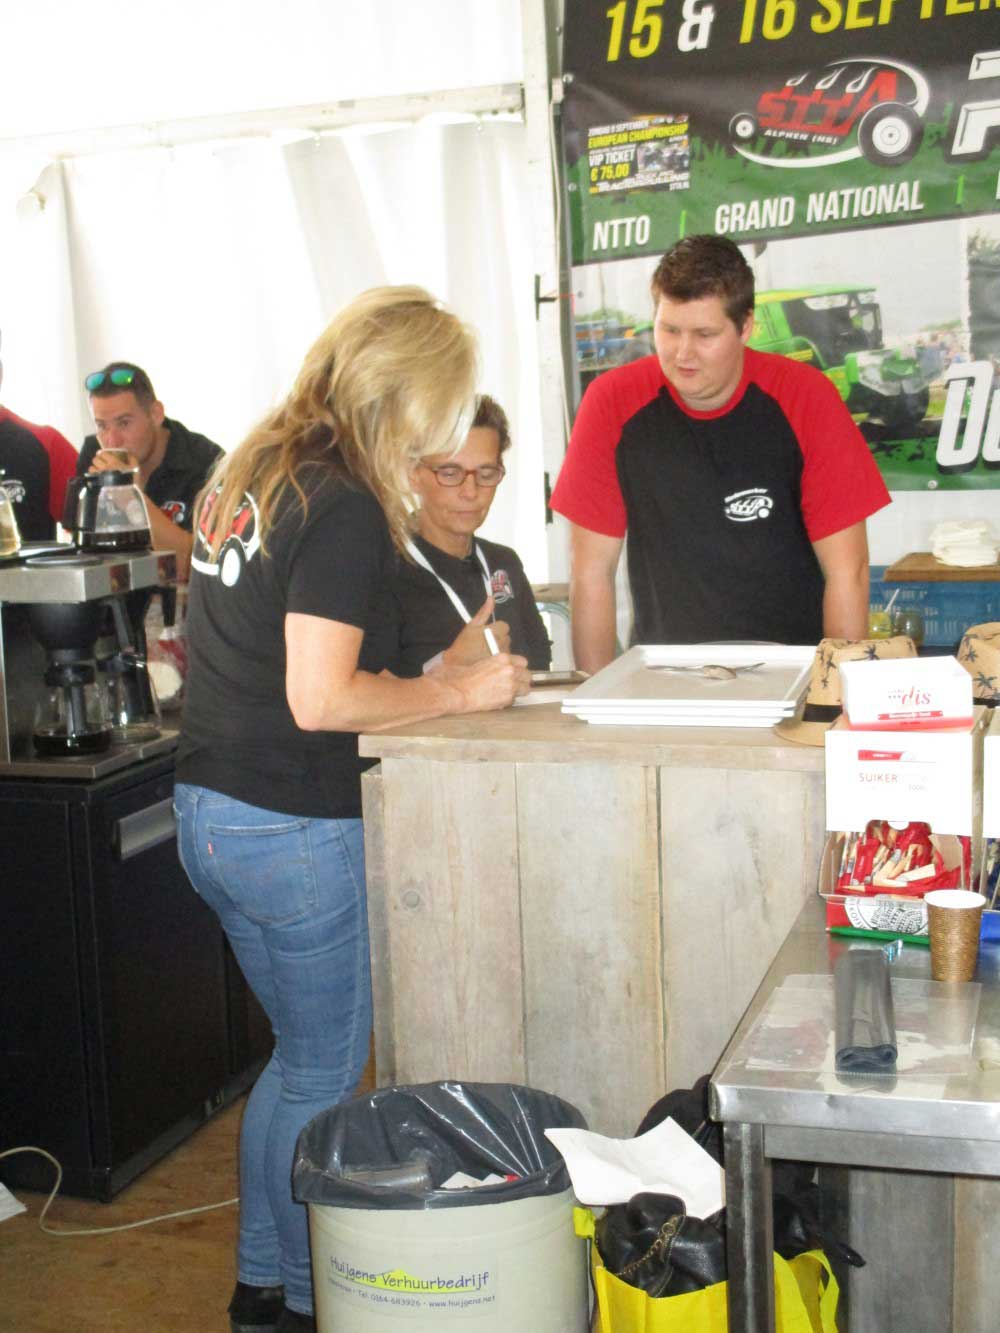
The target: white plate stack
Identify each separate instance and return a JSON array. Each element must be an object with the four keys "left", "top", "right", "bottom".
[{"left": 562, "top": 644, "right": 813, "bottom": 728}]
